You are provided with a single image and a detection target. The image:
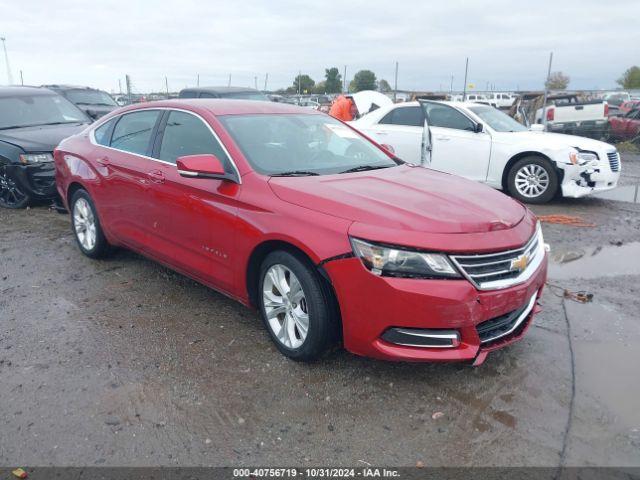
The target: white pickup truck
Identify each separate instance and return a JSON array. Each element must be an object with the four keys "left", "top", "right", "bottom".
[
  {"left": 534, "top": 94, "right": 609, "bottom": 139},
  {"left": 349, "top": 100, "right": 620, "bottom": 204}
]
